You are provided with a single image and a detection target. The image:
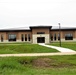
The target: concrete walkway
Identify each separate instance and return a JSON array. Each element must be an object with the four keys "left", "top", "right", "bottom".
[
  {"left": 39, "top": 43, "right": 76, "bottom": 52},
  {"left": 0, "top": 52, "right": 76, "bottom": 57},
  {"left": 0, "top": 43, "right": 76, "bottom": 57}
]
